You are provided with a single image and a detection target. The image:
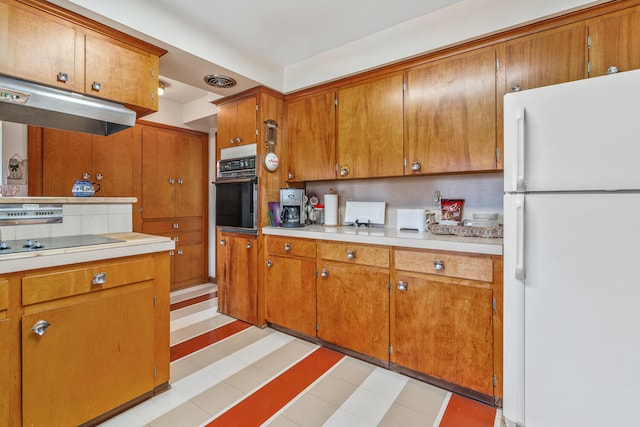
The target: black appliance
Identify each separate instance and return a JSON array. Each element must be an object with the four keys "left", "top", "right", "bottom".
[{"left": 214, "top": 156, "right": 258, "bottom": 234}]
